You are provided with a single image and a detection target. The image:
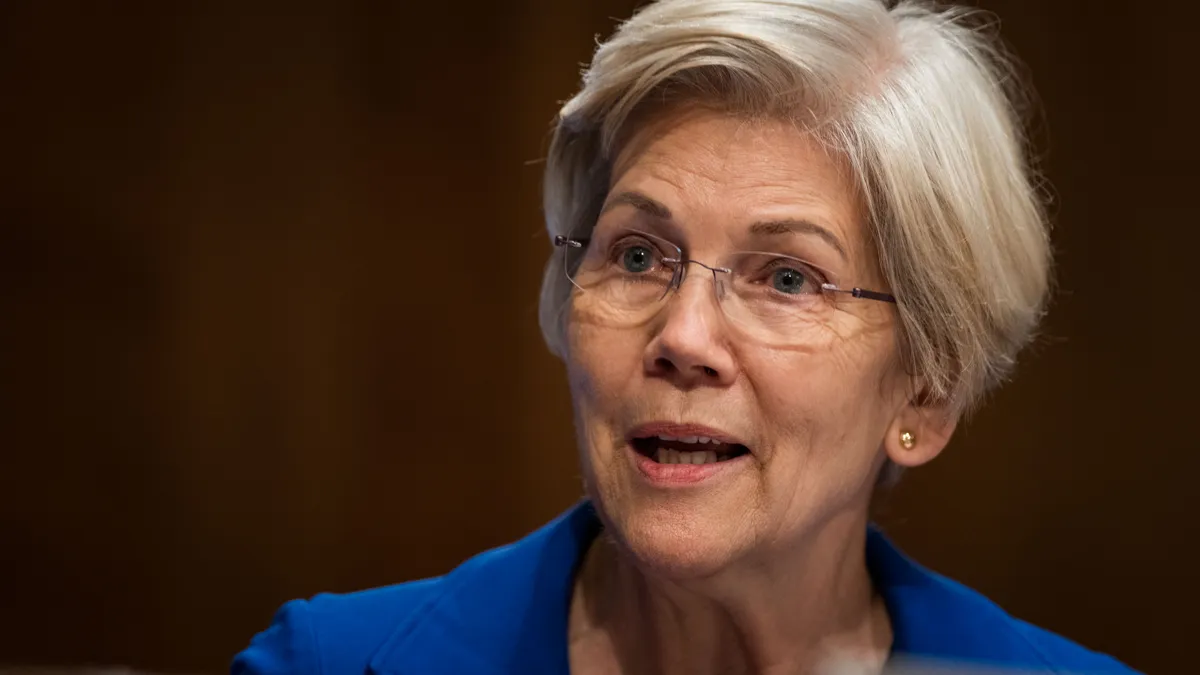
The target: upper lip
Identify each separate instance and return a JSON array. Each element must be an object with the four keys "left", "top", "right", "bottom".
[{"left": 627, "top": 421, "right": 747, "bottom": 447}]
